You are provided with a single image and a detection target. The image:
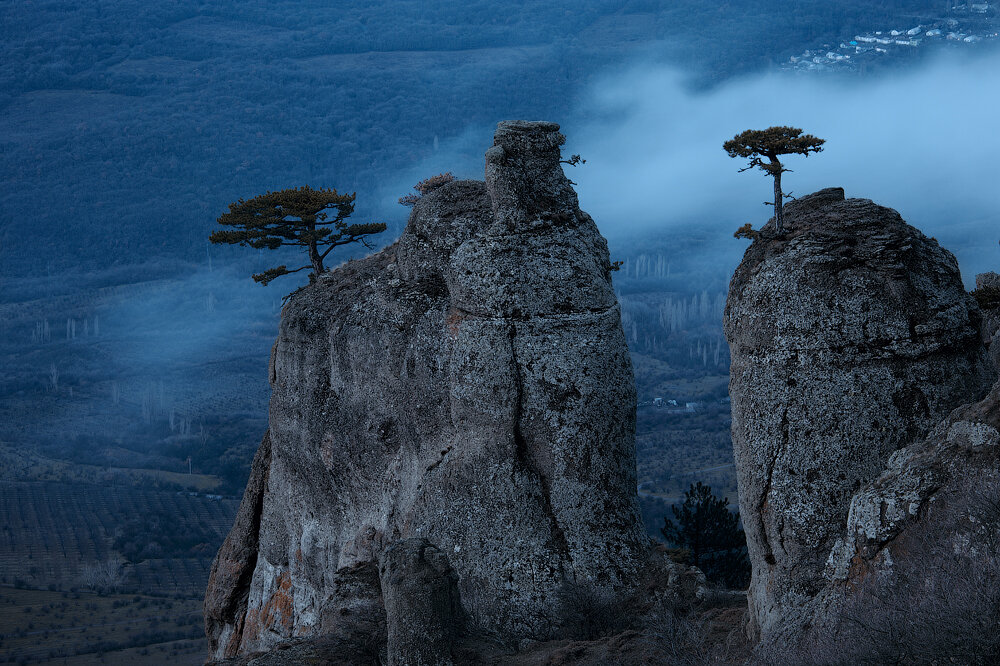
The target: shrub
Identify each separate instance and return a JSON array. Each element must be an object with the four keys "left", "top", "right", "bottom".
[
  {"left": 398, "top": 172, "right": 455, "bottom": 207},
  {"left": 971, "top": 285, "right": 1000, "bottom": 310},
  {"left": 559, "top": 581, "right": 635, "bottom": 640}
]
